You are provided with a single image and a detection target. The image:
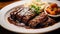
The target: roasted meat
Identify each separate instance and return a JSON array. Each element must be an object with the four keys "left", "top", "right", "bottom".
[
  {"left": 42, "top": 17, "right": 56, "bottom": 27},
  {"left": 28, "top": 12, "right": 48, "bottom": 28},
  {"left": 10, "top": 5, "right": 24, "bottom": 21},
  {"left": 22, "top": 10, "right": 36, "bottom": 23}
]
